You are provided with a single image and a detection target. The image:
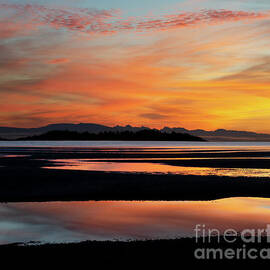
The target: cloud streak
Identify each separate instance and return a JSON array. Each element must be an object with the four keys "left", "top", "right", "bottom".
[
  {"left": 1, "top": 3, "right": 269, "bottom": 35},
  {"left": 135, "top": 9, "right": 269, "bottom": 31},
  {"left": 0, "top": 3, "right": 120, "bottom": 34},
  {"left": 1, "top": 3, "right": 270, "bottom": 132}
]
